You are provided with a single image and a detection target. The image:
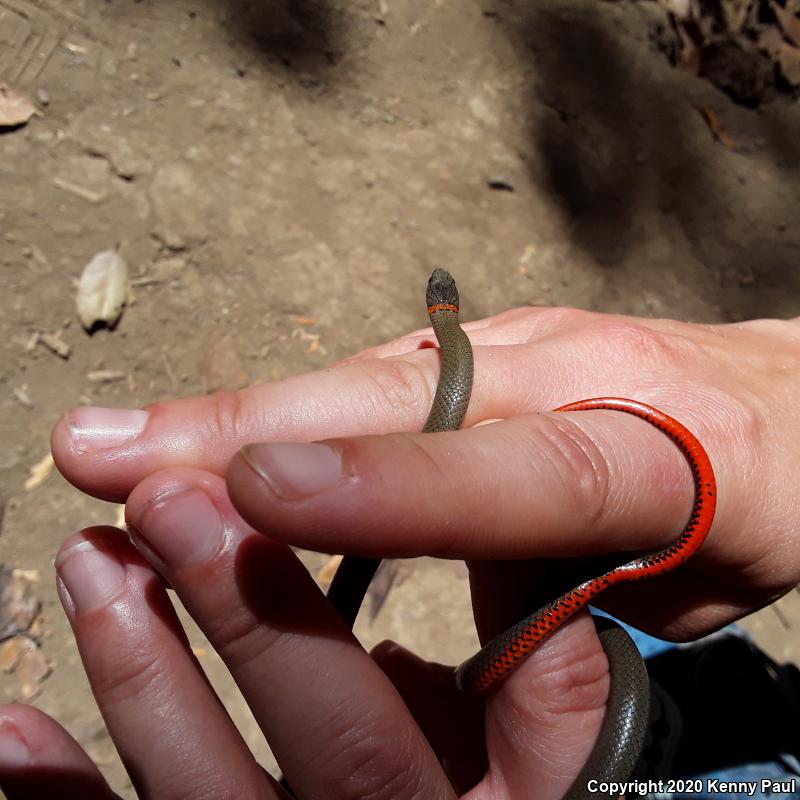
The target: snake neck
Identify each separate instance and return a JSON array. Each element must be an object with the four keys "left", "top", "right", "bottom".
[{"left": 422, "top": 309, "right": 474, "bottom": 434}]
